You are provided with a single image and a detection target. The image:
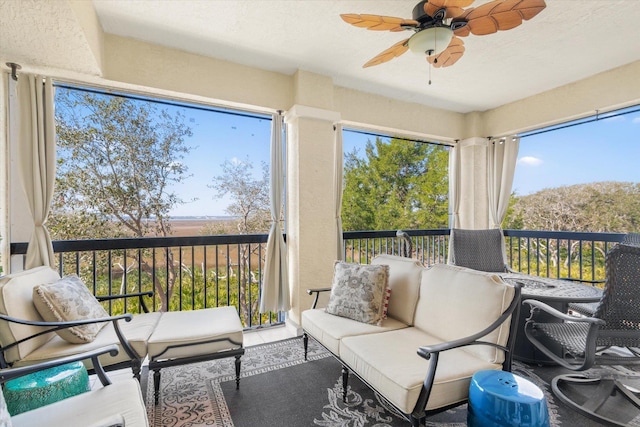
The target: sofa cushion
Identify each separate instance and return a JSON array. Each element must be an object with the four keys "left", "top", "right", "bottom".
[
  {"left": 12, "top": 378, "right": 148, "bottom": 427},
  {"left": 33, "top": 275, "right": 109, "bottom": 344},
  {"left": 371, "top": 255, "right": 424, "bottom": 325},
  {"left": 340, "top": 327, "right": 501, "bottom": 414},
  {"left": 326, "top": 262, "right": 389, "bottom": 325},
  {"left": 414, "top": 264, "right": 515, "bottom": 364},
  {"left": 0, "top": 267, "right": 60, "bottom": 364},
  {"left": 302, "top": 308, "right": 408, "bottom": 355}
]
